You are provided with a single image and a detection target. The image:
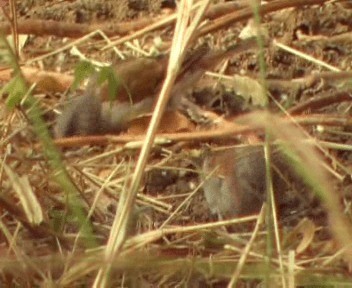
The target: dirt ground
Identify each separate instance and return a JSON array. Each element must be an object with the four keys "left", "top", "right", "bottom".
[{"left": 1, "top": 0, "right": 352, "bottom": 287}]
